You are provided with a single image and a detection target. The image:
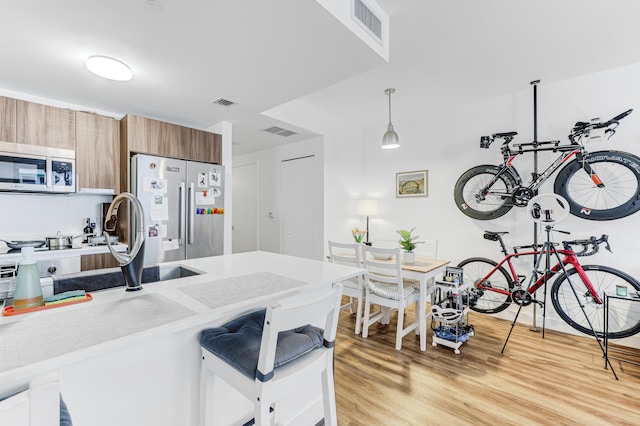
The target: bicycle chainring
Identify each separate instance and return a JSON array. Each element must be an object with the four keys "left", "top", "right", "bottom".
[
  {"left": 511, "top": 188, "right": 535, "bottom": 207},
  {"left": 511, "top": 289, "right": 533, "bottom": 306}
]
